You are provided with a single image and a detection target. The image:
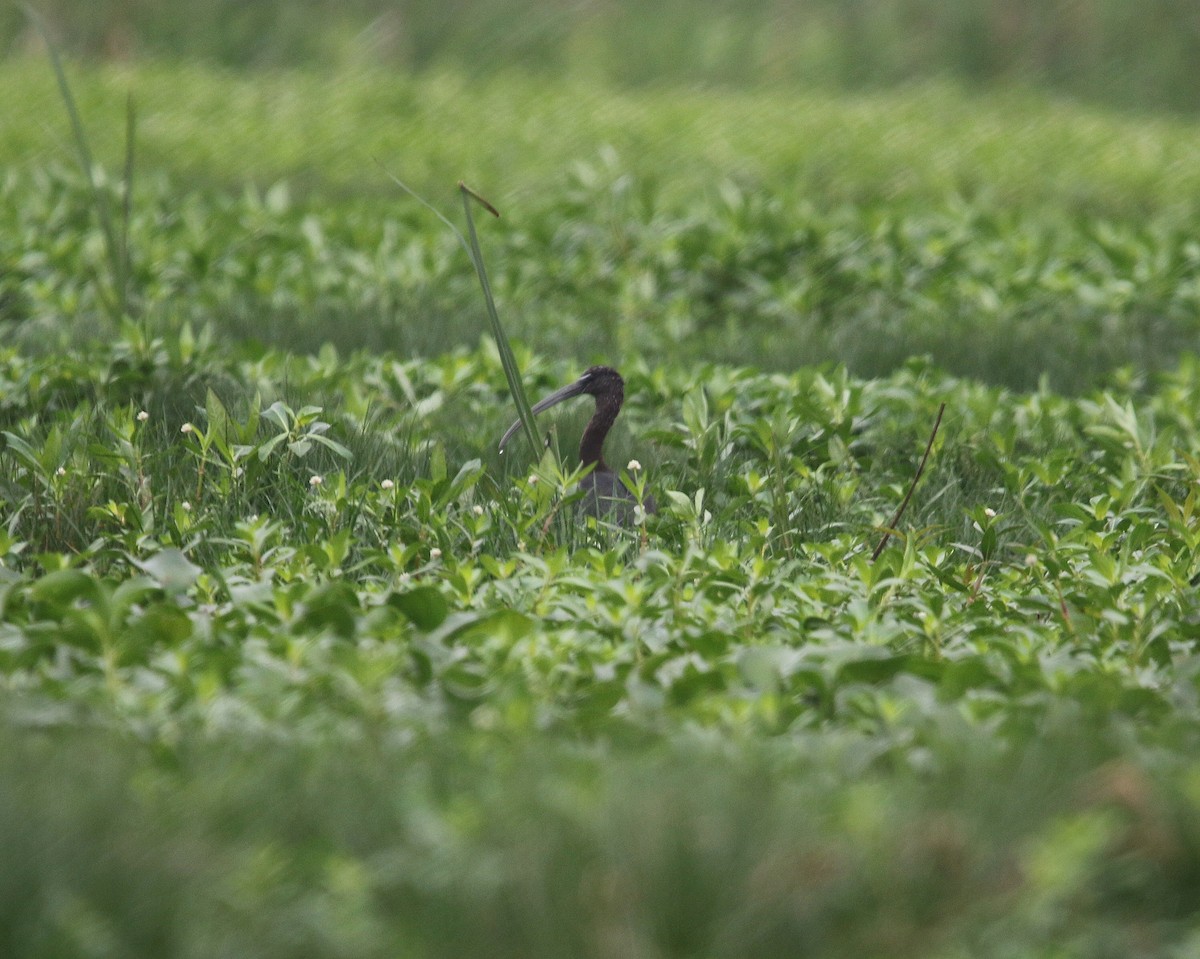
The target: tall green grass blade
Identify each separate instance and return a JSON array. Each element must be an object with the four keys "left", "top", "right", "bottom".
[
  {"left": 458, "top": 182, "right": 538, "bottom": 455},
  {"left": 378, "top": 166, "right": 539, "bottom": 454},
  {"left": 119, "top": 93, "right": 136, "bottom": 326},
  {"left": 24, "top": 3, "right": 129, "bottom": 324}
]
